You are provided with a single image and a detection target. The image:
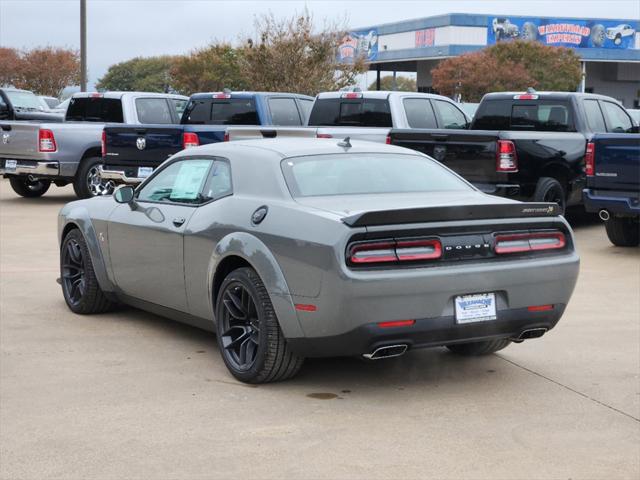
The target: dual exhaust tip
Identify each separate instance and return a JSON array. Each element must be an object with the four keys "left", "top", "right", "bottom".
[{"left": 599, "top": 209, "right": 610, "bottom": 221}]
